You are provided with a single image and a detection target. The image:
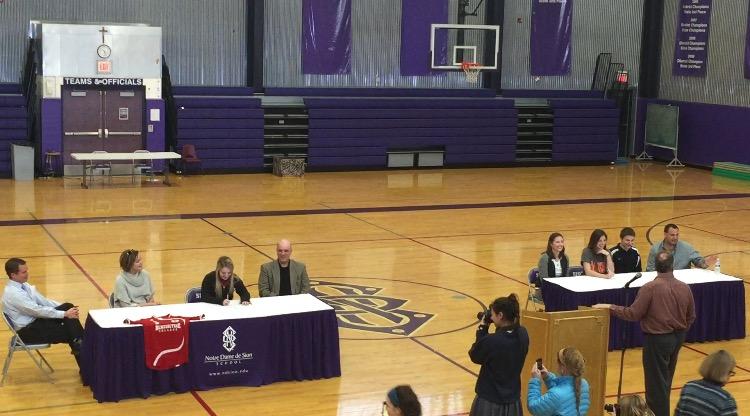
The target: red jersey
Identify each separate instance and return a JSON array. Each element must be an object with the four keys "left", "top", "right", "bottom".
[{"left": 127, "top": 315, "right": 202, "bottom": 370}]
